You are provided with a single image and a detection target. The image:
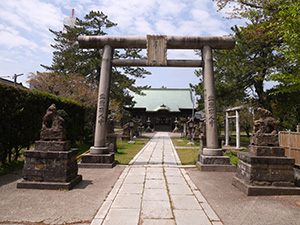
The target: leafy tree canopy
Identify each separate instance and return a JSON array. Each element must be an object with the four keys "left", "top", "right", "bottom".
[
  {"left": 28, "top": 72, "right": 98, "bottom": 107},
  {"left": 213, "top": 0, "right": 300, "bottom": 92}
]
